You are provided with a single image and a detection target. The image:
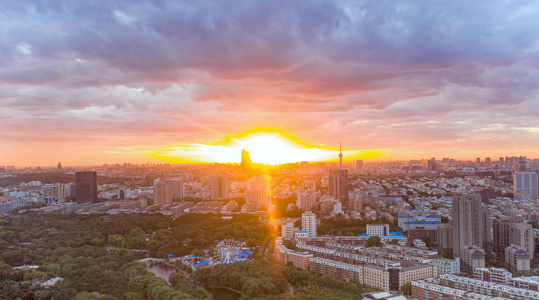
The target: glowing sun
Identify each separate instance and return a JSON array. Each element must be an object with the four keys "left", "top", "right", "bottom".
[{"left": 146, "top": 129, "right": 368, "bottom": 165}]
